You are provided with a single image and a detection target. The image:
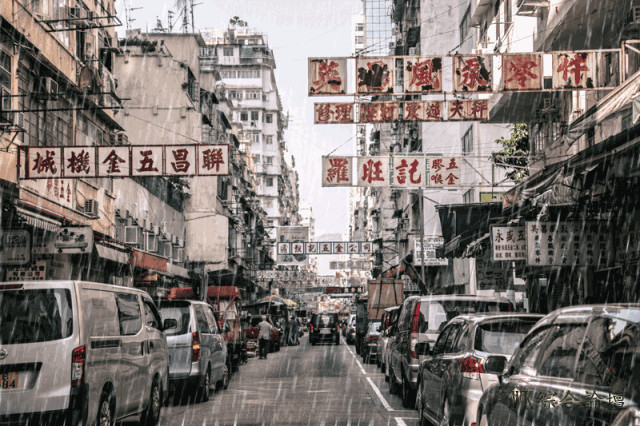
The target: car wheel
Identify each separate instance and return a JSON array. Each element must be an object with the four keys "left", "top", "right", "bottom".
[
  {"left": 141, "top": 379, "right": 162, "bottom": 426},
  {"left": 97, "top": 392, "right": 114, "bottom": 426},
  {"left": 388, "top": 365, "right": 400, "bottom": 395},
  {"left": 401, "top": 374, "right": 416, "bottom": 409},
  {"left": 197, "top": 367, "right": 211, "bottom": 402},
  {"left": 217, "top": 362, "right": 230, "bottom": 391}
]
